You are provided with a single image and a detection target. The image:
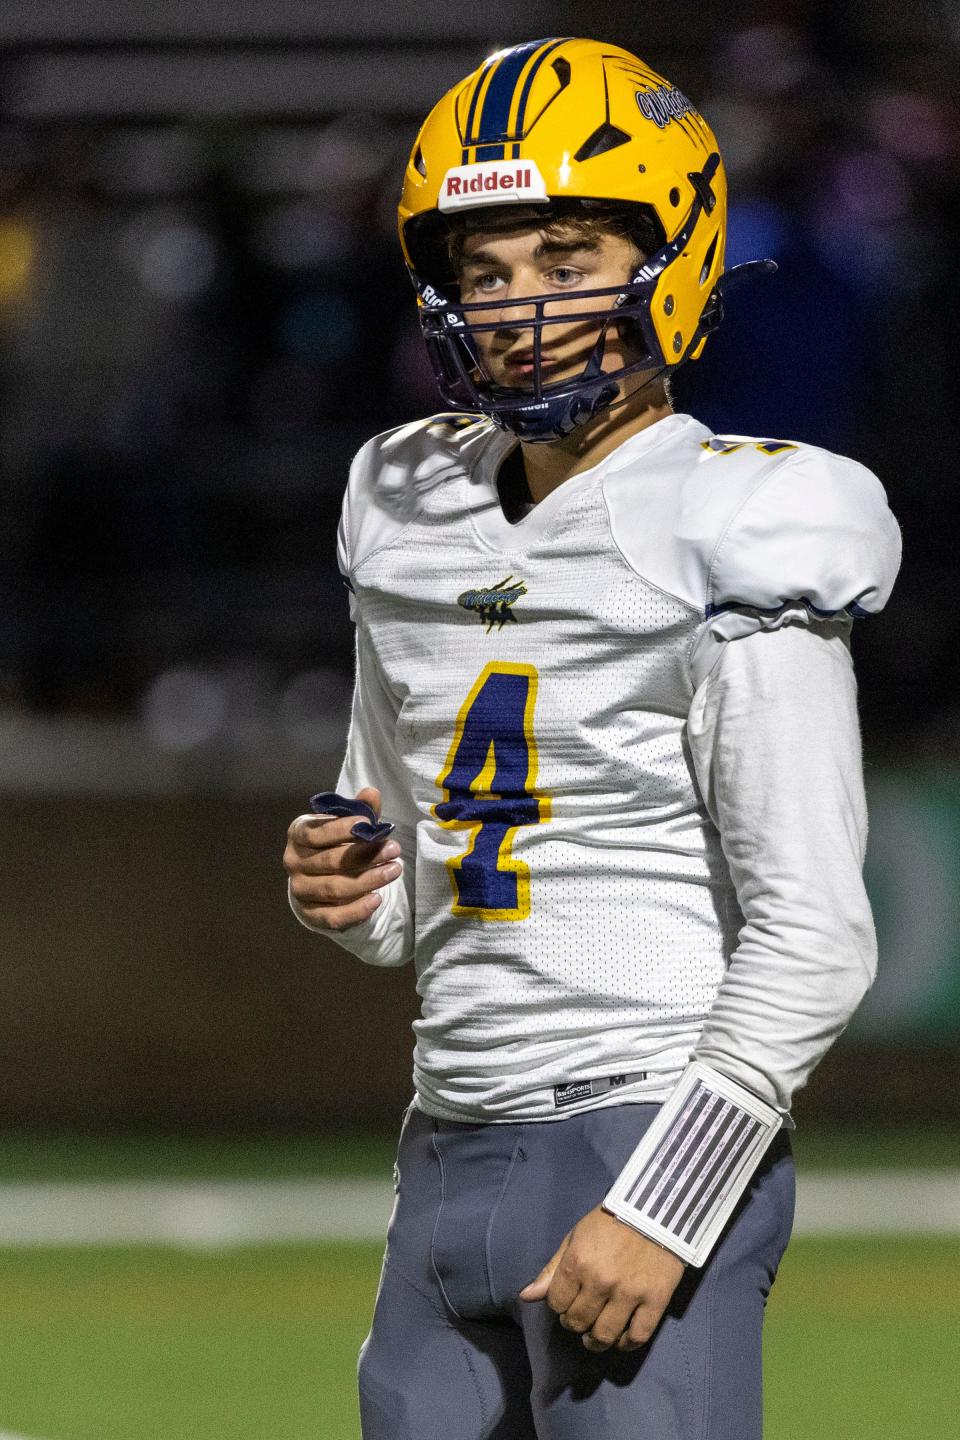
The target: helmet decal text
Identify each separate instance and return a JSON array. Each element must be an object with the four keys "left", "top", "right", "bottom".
[
  {"left": 438, "top": 160, "right": 549, "bottom": 213},
  {"left": 635, "top": 85, "right": 694, "bottom": 130}
]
